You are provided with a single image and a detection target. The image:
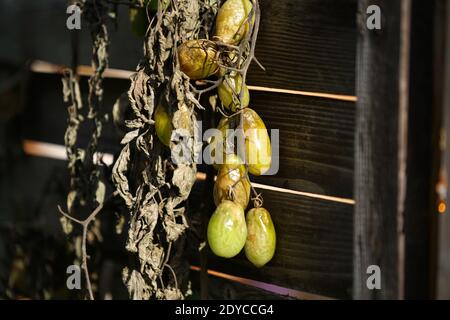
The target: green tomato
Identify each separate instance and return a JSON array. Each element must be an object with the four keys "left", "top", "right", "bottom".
[
  {"left": 212, "top": 108, "right": 271, "bottom": 176},
  {"left": 155, "top": 101, "right": 193, "bottom": 147},
  {"left": 213, "top": 154, "right": 250, "bottom": 209},
  {"left": 245, "top": 207, "right": 276, "bottom": 267},
  {"left": 207, "top": 200, "right": 247, "bottom": 258},
  {"left": 208, "top": 116, "right": 237, "bottom": 170},
  {"left": 214, "top": 0, "right": 254, "bottom": 45},
  {"left": 242, "top": 108, "right": 272, "bottom": 176},
  {"left": 218, "top": 73, "right": 250, "bottom": 112},
  {"left": 154, "top": 102, "right": 173, "bottom": 147},
  {"left": 178, "top": 39, "right": 219, "bottom": 80}
]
